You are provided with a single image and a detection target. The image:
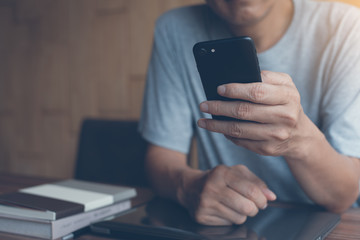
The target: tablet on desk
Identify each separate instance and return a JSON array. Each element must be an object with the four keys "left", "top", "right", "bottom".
[{"left": 90, "top": 198, "right": 340, "bottom": 240}]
